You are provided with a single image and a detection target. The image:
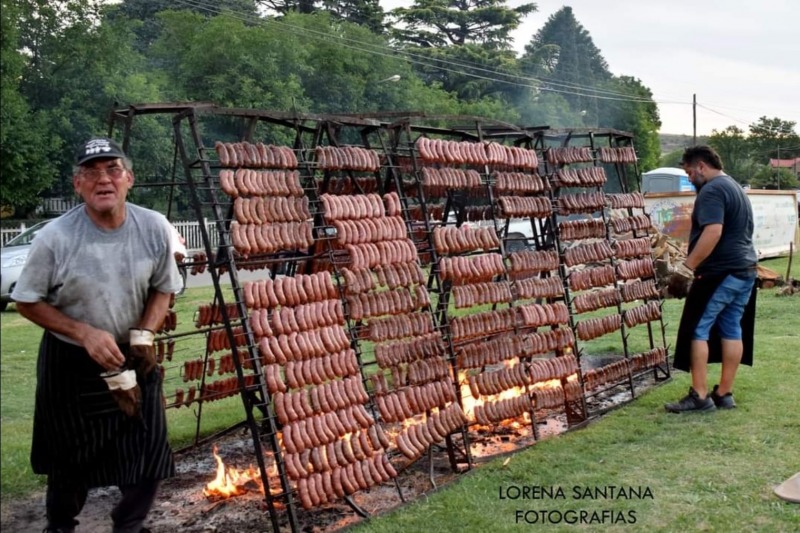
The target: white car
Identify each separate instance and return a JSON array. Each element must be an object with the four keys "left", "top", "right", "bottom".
[{"left": 1, "top": 220, "right": 52, "bottom": 312}]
